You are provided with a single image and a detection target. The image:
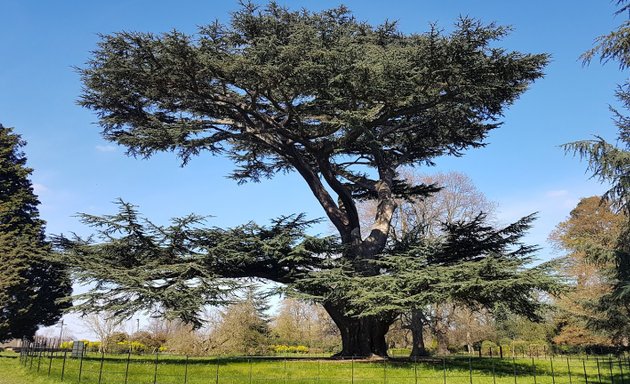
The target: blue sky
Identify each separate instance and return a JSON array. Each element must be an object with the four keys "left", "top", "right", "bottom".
[{"left": 1, "top": 1, "right": 626, "bottom": 338}]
